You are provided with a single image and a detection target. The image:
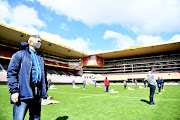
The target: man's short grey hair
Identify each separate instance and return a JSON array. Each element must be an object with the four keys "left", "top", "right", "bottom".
[{"left": 28, "top": 35, "right": 41, "bottom": 43}]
